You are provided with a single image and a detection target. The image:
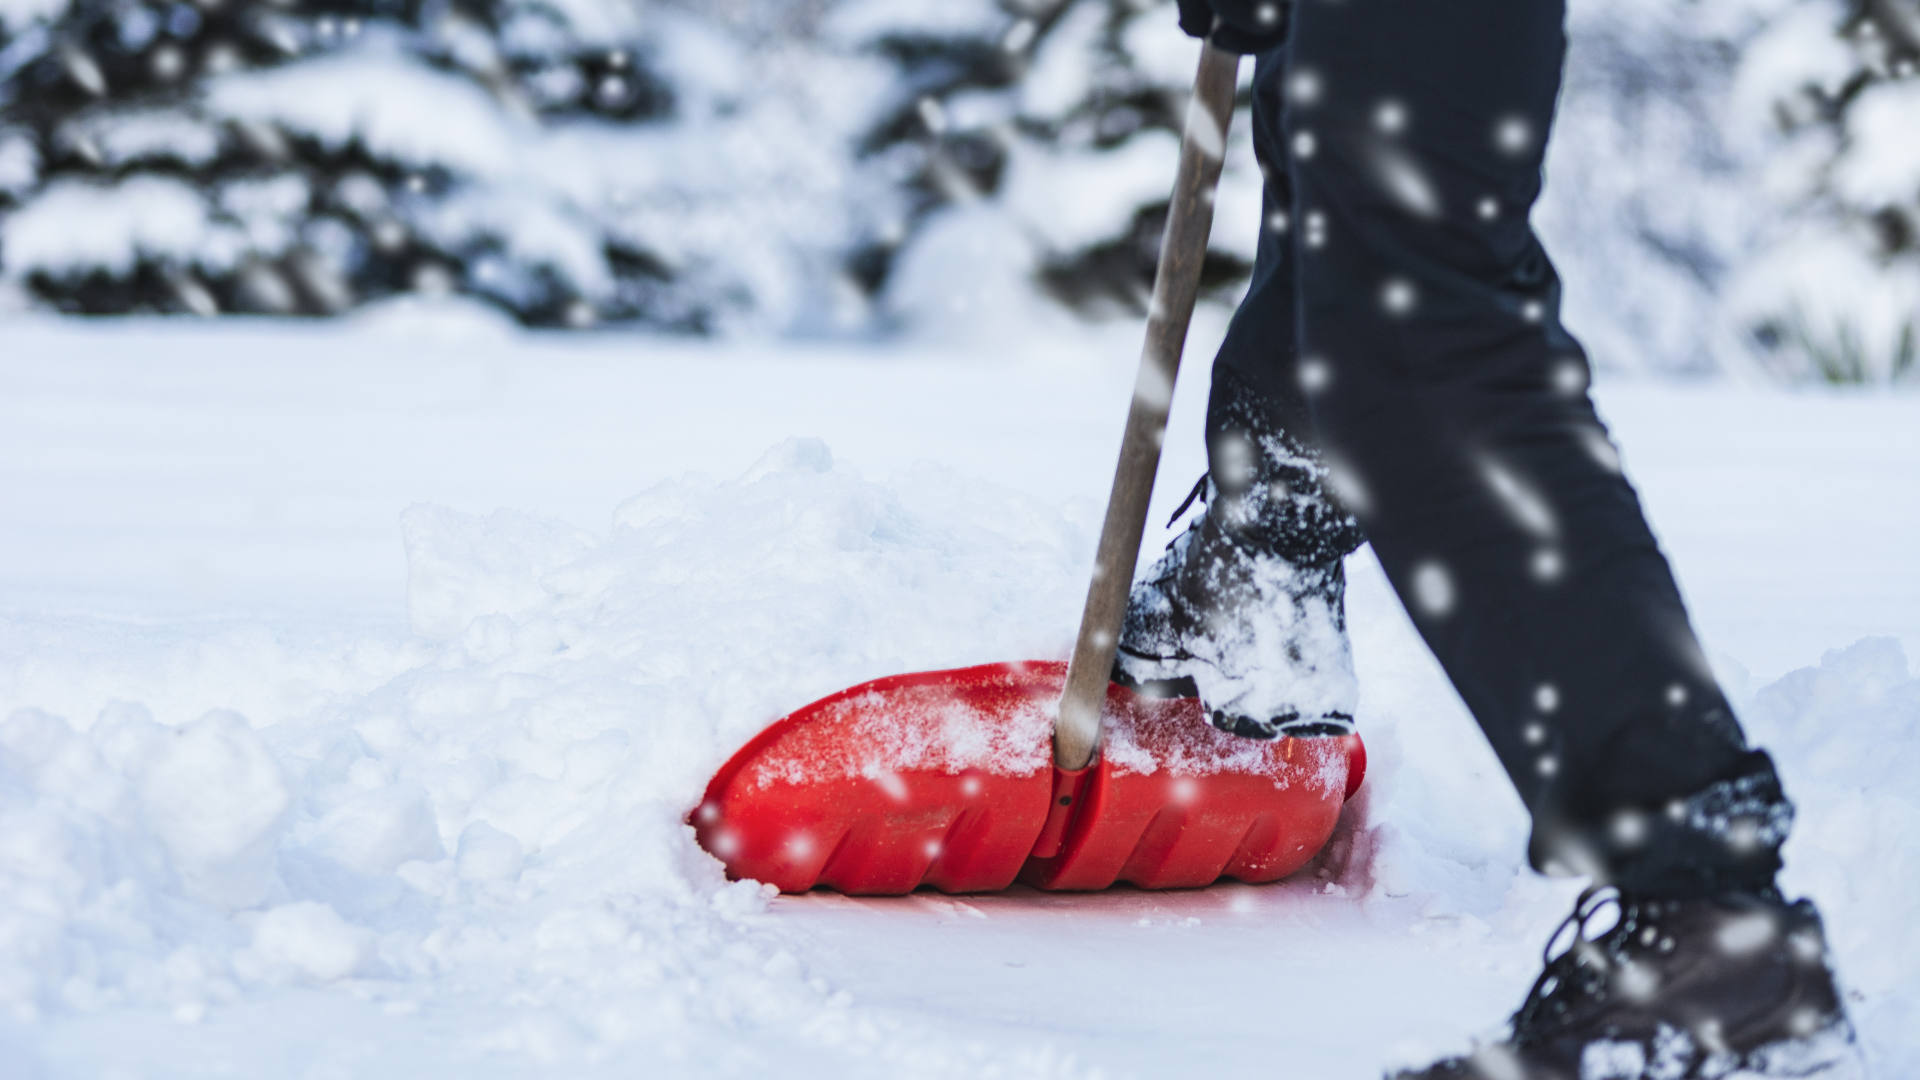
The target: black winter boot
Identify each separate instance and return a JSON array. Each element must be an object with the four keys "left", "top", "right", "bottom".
[
  {"left": 1392, "top": 887, "right": 1860, "bottom": 1080},
  {"left": 1112, "top": 369, "right": 1366, "bottom": 738}
]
